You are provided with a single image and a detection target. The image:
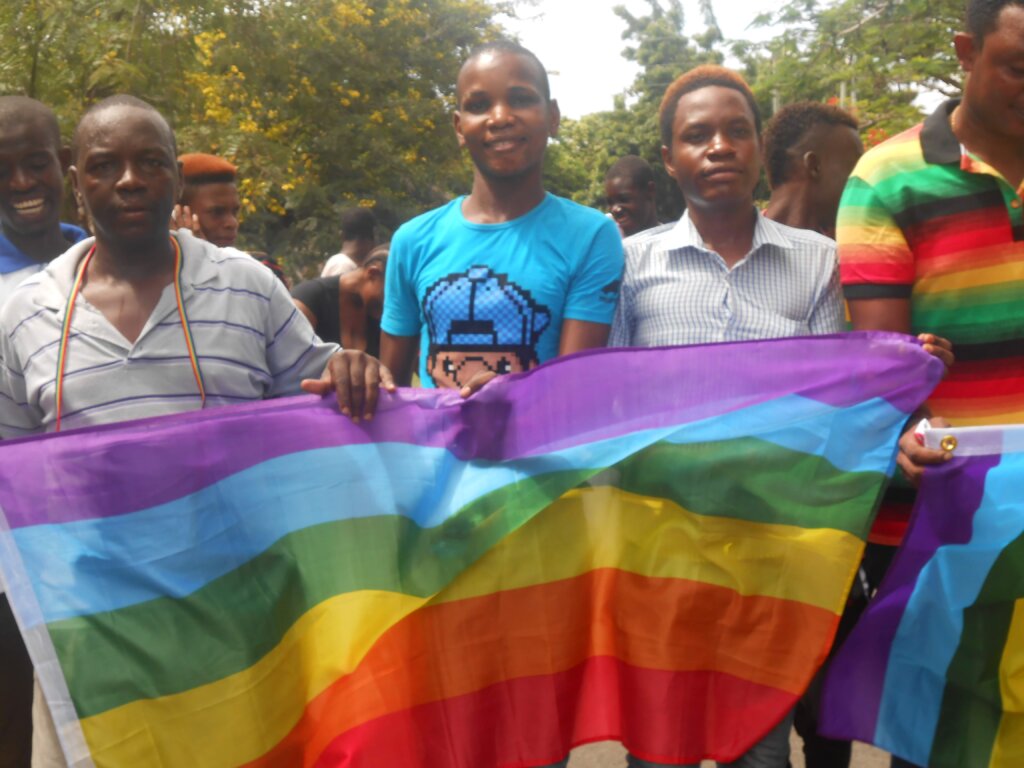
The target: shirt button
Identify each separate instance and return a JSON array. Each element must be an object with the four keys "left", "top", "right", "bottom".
[{"left": 1013, "top": 199, "right": 1021, "bottom": 209}]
